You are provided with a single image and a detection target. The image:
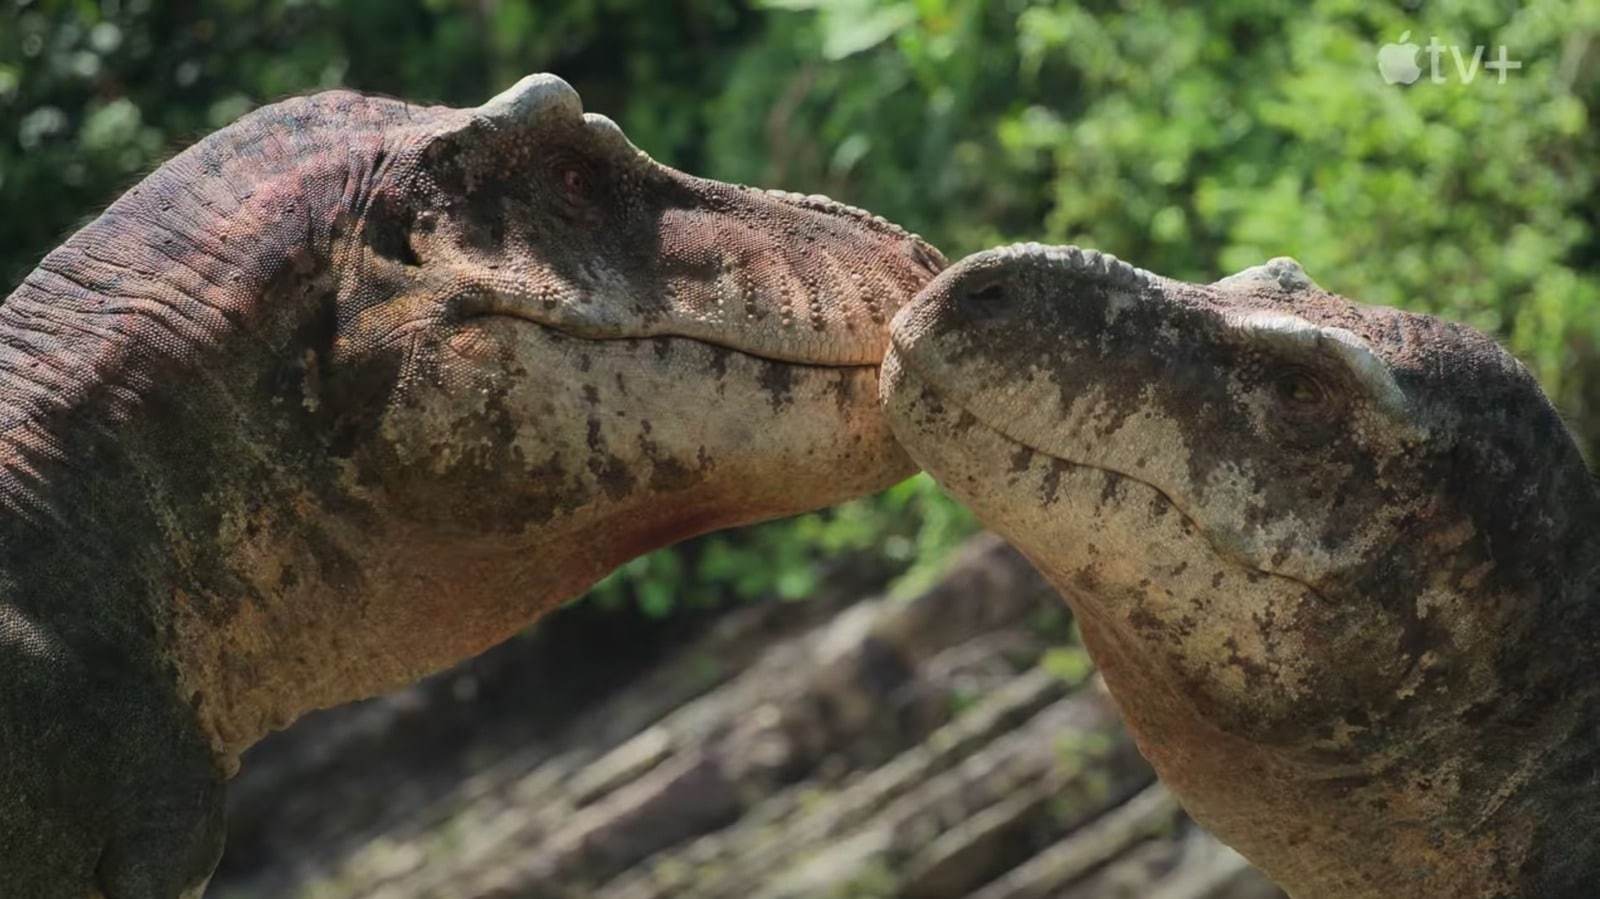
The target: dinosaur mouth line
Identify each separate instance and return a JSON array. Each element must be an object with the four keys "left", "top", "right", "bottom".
[
  {"left": 463, "top": 310, "right": 884, "bottom": 372},
  {"left": 891, "top": 352, "right": 1333, "bottom": 605}
]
